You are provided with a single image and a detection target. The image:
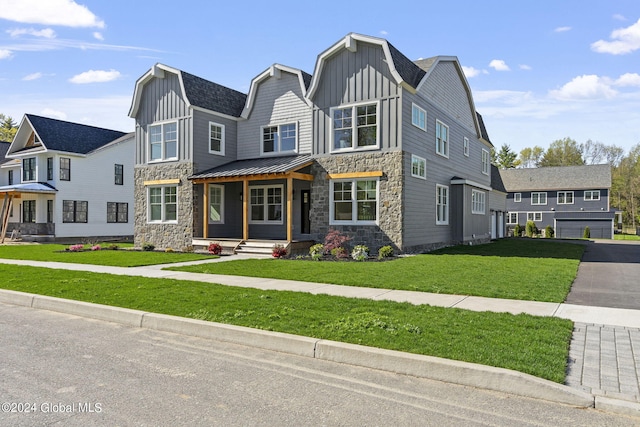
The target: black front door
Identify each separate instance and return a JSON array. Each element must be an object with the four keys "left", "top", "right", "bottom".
[{"left": 301, "top": 190, "right": 310, "bottom": 234}]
